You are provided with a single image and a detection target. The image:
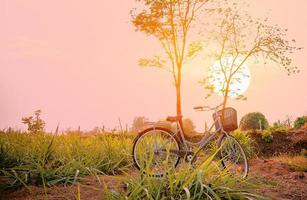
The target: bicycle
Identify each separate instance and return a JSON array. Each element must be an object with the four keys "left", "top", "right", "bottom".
[{"left": 132, "top": 104, "right": 249, "bottom": 178}]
